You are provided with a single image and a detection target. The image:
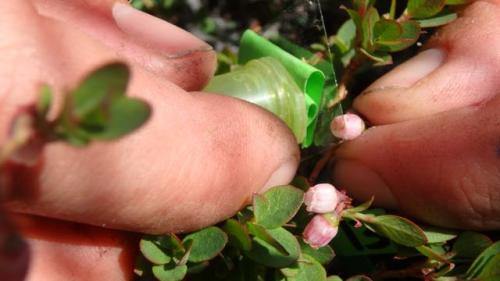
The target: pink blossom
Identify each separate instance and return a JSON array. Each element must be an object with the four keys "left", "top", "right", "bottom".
[
  {"left": 304, "top": 183, "right": 339, "bottom": 213},
  {"left": 303, "top": 214, "right": 339, "bottom": 249},
  {"left": 330, "top": 113, "right": 365, "bottom": 140}
]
